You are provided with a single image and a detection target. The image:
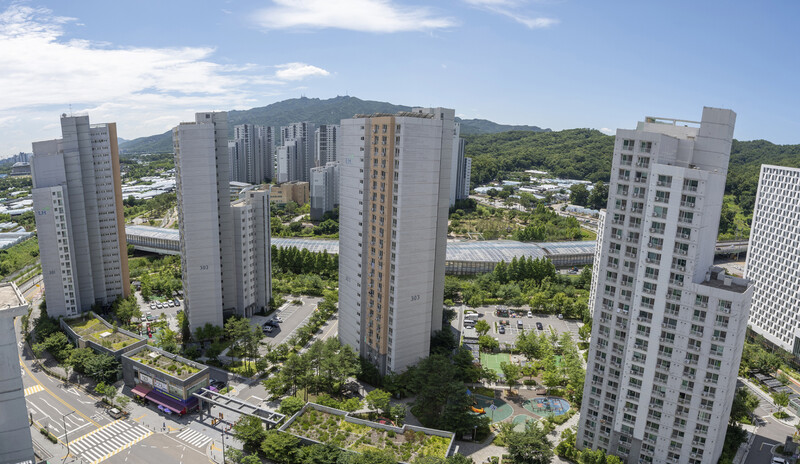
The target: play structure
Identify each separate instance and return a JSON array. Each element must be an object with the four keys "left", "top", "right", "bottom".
[
  {"left": 470, "top": 406, "right": 485, "bottom": 414},
  {"left": 523, "top": 397, "right": 571, "bottom": 417}
]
